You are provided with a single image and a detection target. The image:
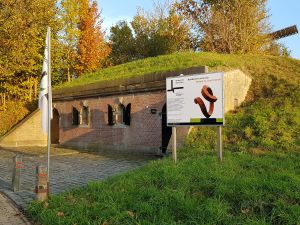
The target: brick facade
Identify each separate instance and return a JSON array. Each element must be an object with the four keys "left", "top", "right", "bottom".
[
  {"left": 54, "top": 91, "right": 166, "bottom": 154},
  {"left": 0, "top": 67, "right": 252, "bottom": 152},
  {"left": 52, "top": 69, "right": 252, "bottom": 154}
]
